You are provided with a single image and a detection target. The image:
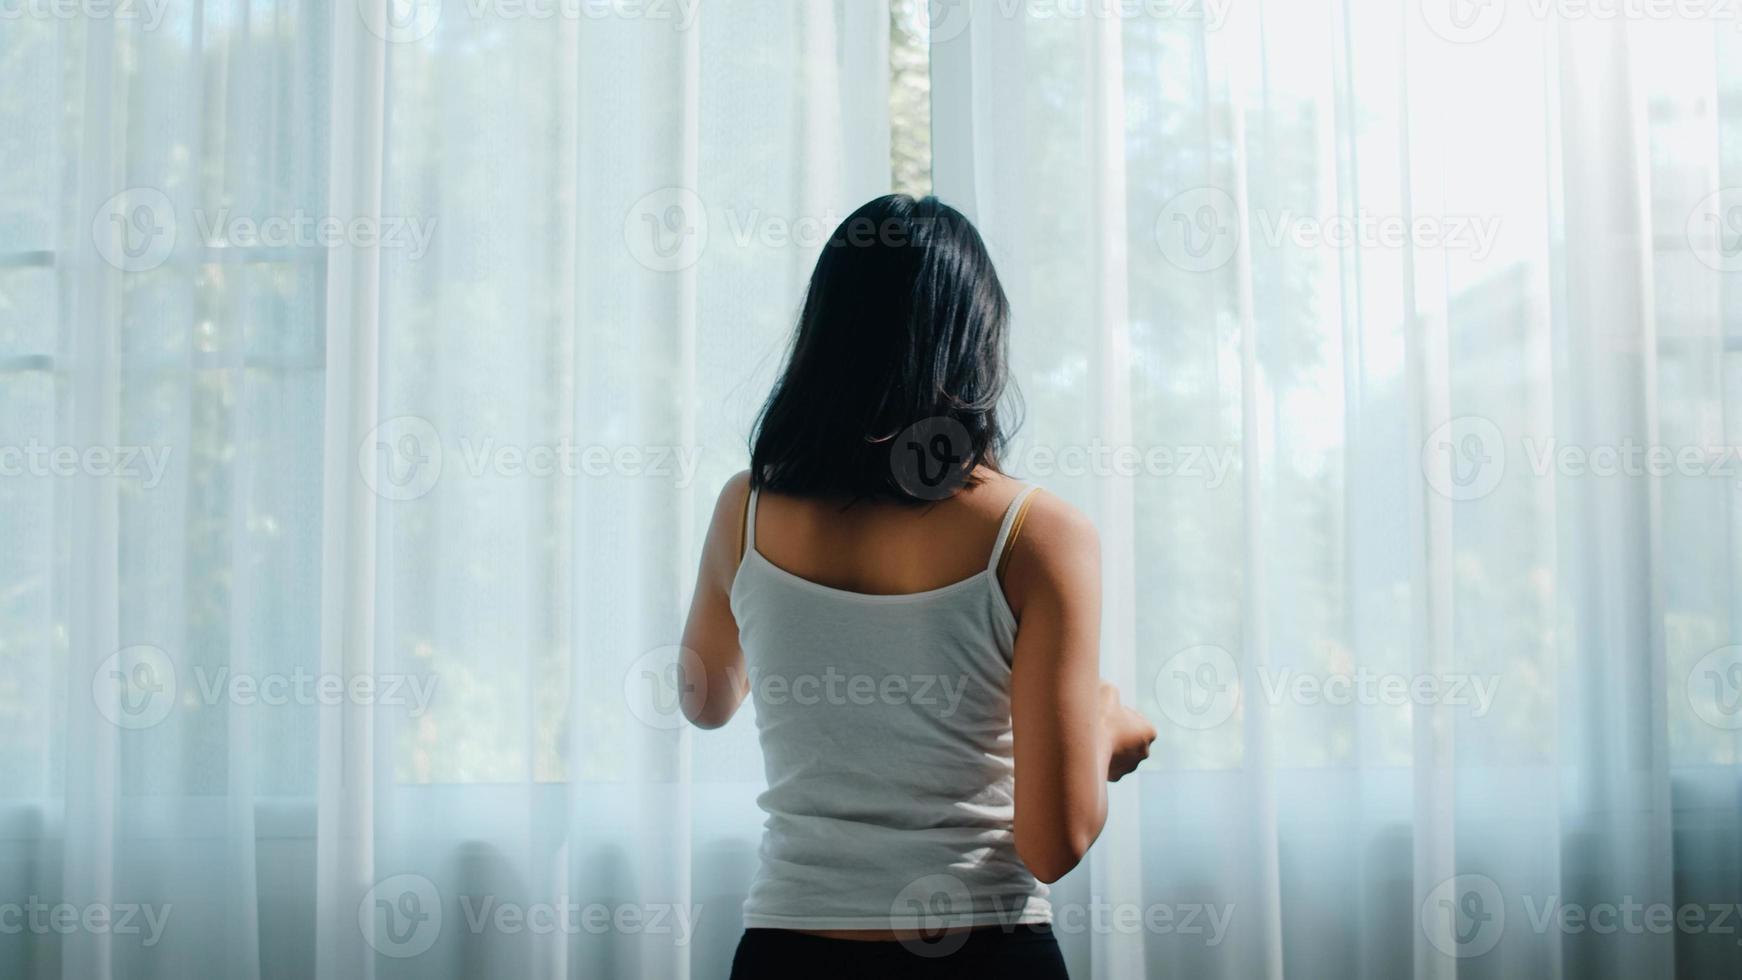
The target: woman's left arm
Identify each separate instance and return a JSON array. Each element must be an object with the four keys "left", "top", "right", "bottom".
[{"left": 678, "top": 470, "right": 752, "bottom": 729}]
